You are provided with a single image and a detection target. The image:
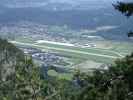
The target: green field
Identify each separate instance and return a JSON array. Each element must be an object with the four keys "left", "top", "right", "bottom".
[
  {"left": 38, "top": 43, "right": 122, "bottom": 57},
  {"left": 11, "top": 40, "right": 120, "bottom": 64},
  {"left": 111, "top": 42, "right": 133, "bottom": 55},
  {"left": 48, "top": 70, "right": 73, "bottom": 80}
]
